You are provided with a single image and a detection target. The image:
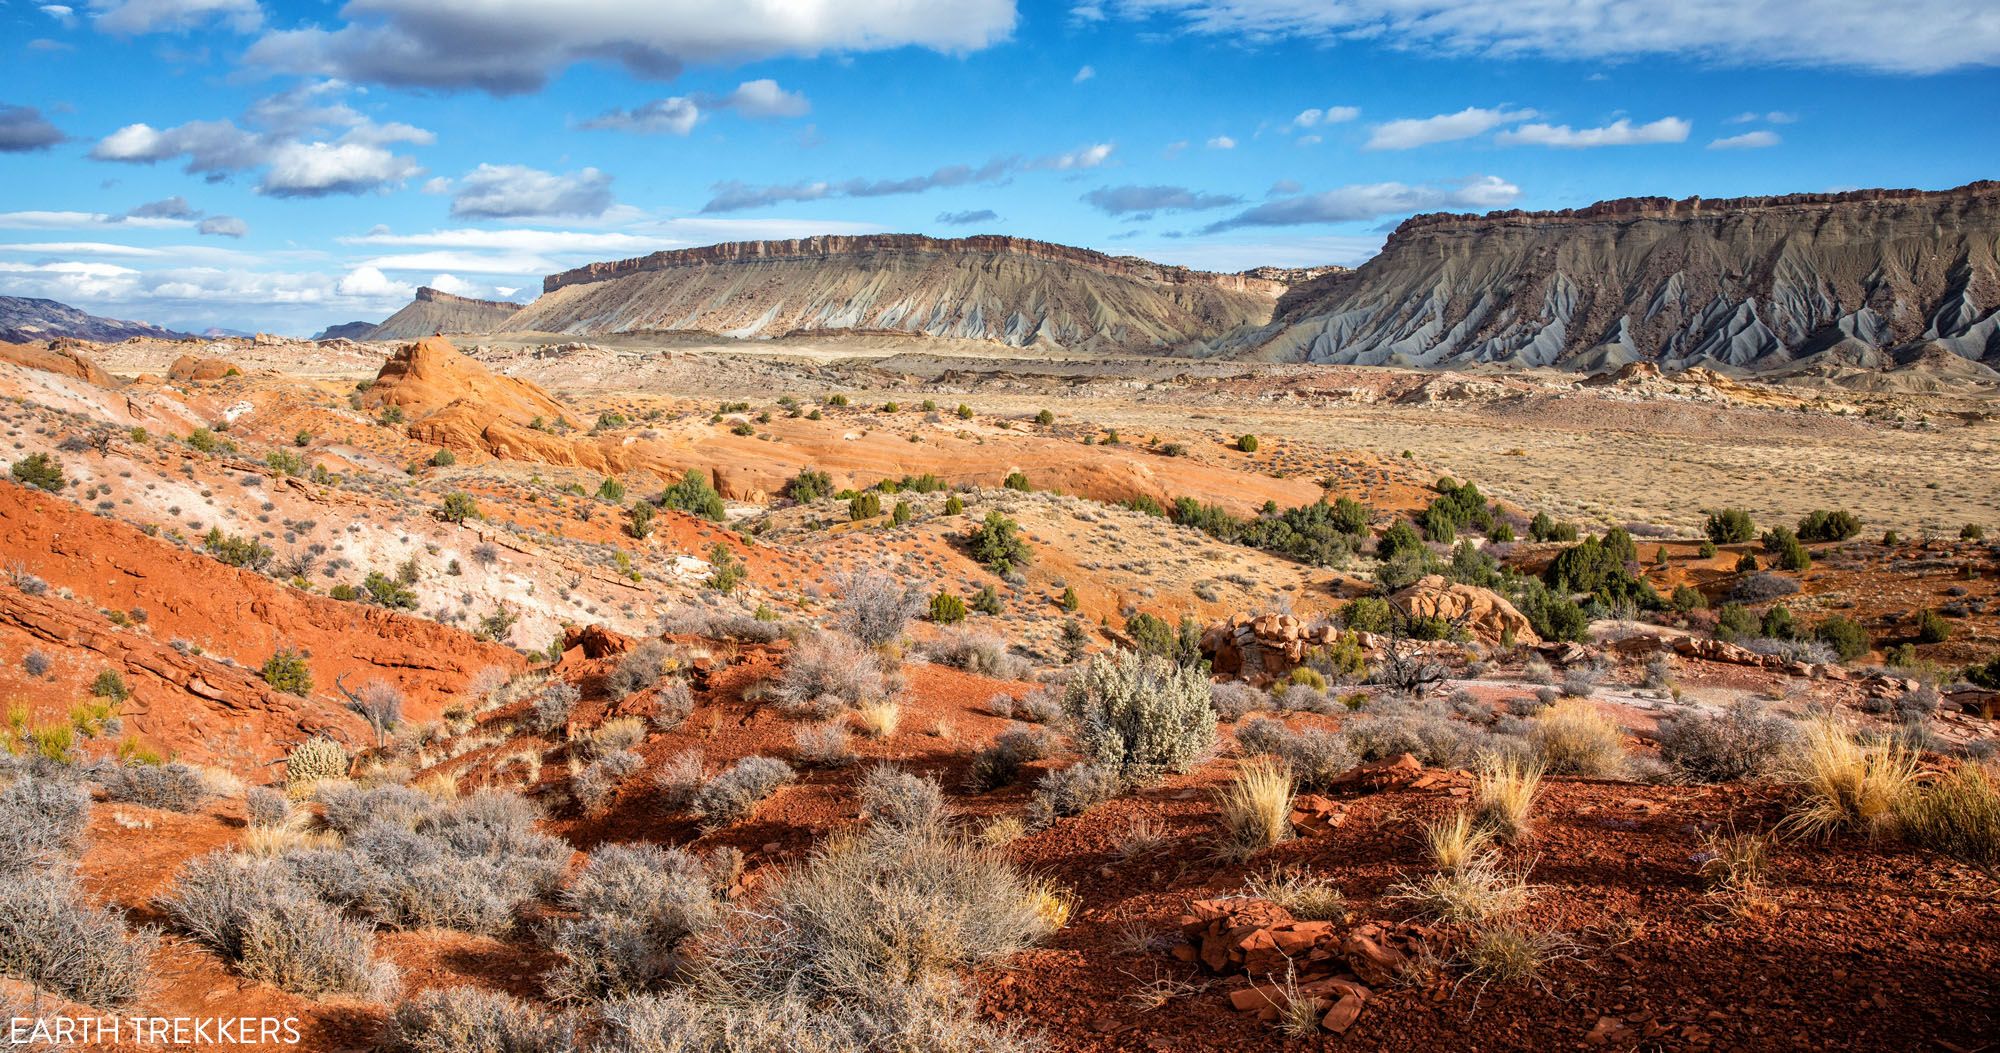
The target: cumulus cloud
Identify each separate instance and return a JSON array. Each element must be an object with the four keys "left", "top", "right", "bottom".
[
  {"left": 1198, "top": 175, "right": 1520, "bottom": 232},
  {"left": 0, "top": 104, "right": 68, "bottom": 152},
  {"left": 1085, "top": 0, "right": 2000, "bottom": 74},
  {"left": 1365, "top": 106, "right": 1535, "bottom": 150},
  {"left": 448, "top": 164, "right": 617, "bottom": 219},
  {"left": 89, "top": 86, "right": 431, "bottom": 197},
  {"left": 583, "top": 78, "right": 810, "bottom": 135},
  {"left": 197, "top": 215, "right": 248, "bottom": 237},
  {"left": 1495, "top": 116, "right": 1689, "bottom": 147},
  {"left": 1708, "top": 130, "right": 1781, "bottom": 149},
  {"left": 701, "top": 143, "right": 1113, "bottom": 212},
  {"left": 1080, "top": 184, "right": 1243, "bottom": 216},
  {"left": 1073, "top": 64, "right": 1096, "bottom": 82},
  {"left": 88, "top": 0, "right": 261, "bottom": 35},
  {"left": 333, "top": 265, "right": 408, "bottom": 299},
  {"left": 1206, "top": 135, "right": 1236, "bottom": 149},
  {"left": 126, "top": 195, "right": 201, "bottom": 220},
  {"left": 1290, "top": 106, "right": 1358, "bottom": 129},
  {"left": 936, "top": 209, "right": 999, "bottom": 225},
  {"left": 243, "top": 0, "right": 1017, "bottom": 95}
]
